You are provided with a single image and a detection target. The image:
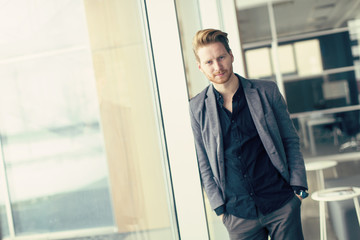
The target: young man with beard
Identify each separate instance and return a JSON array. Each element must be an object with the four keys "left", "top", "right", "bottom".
[{"left": 189, "top": 29, "right": 308, "bottom": 240}]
